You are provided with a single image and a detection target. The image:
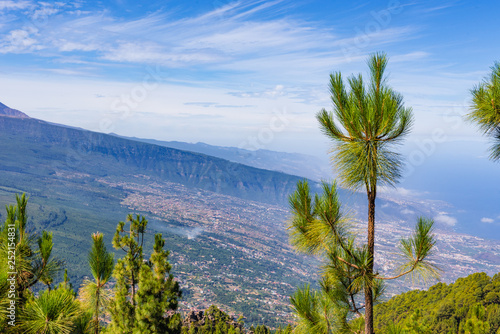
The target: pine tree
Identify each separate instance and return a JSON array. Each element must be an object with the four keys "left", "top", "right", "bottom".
[
  {"left": 289, "top": 181, "right": 439, "bottom": 332},
  {"left": 404, "top": 309, "right": 430, "bottom": 333},
  {"left": 466, "top": 62, "right": 500, "bottom": 160},
  {"left": 19, "top": 283, "right": 81, "bottom": 334},
  {"left": 0, "top": 194, "right": 63, "bottom": 332},
  {"left": 289, "top": 53, "right": 440, "bottom": 334},
  {"left": 134, "top": 233, "right": 182, "bottom": 333},
  {"left": 463, "top": 304, "right": 490, "bottom": 334},
  {"left": 107, "top": 214, "right": 181, "bottom": 333},
  {"left": 107, "top": 214, "right": 146, "bottom": 333},
  {"left": 79, "top": 232, "right": 114, "bottom": 334},
  {"left": 315, "top": 52, "right": 414, "bottom": 333},
  {"left": 288, "top": 178, "right": 439, "bottom": 331}
]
